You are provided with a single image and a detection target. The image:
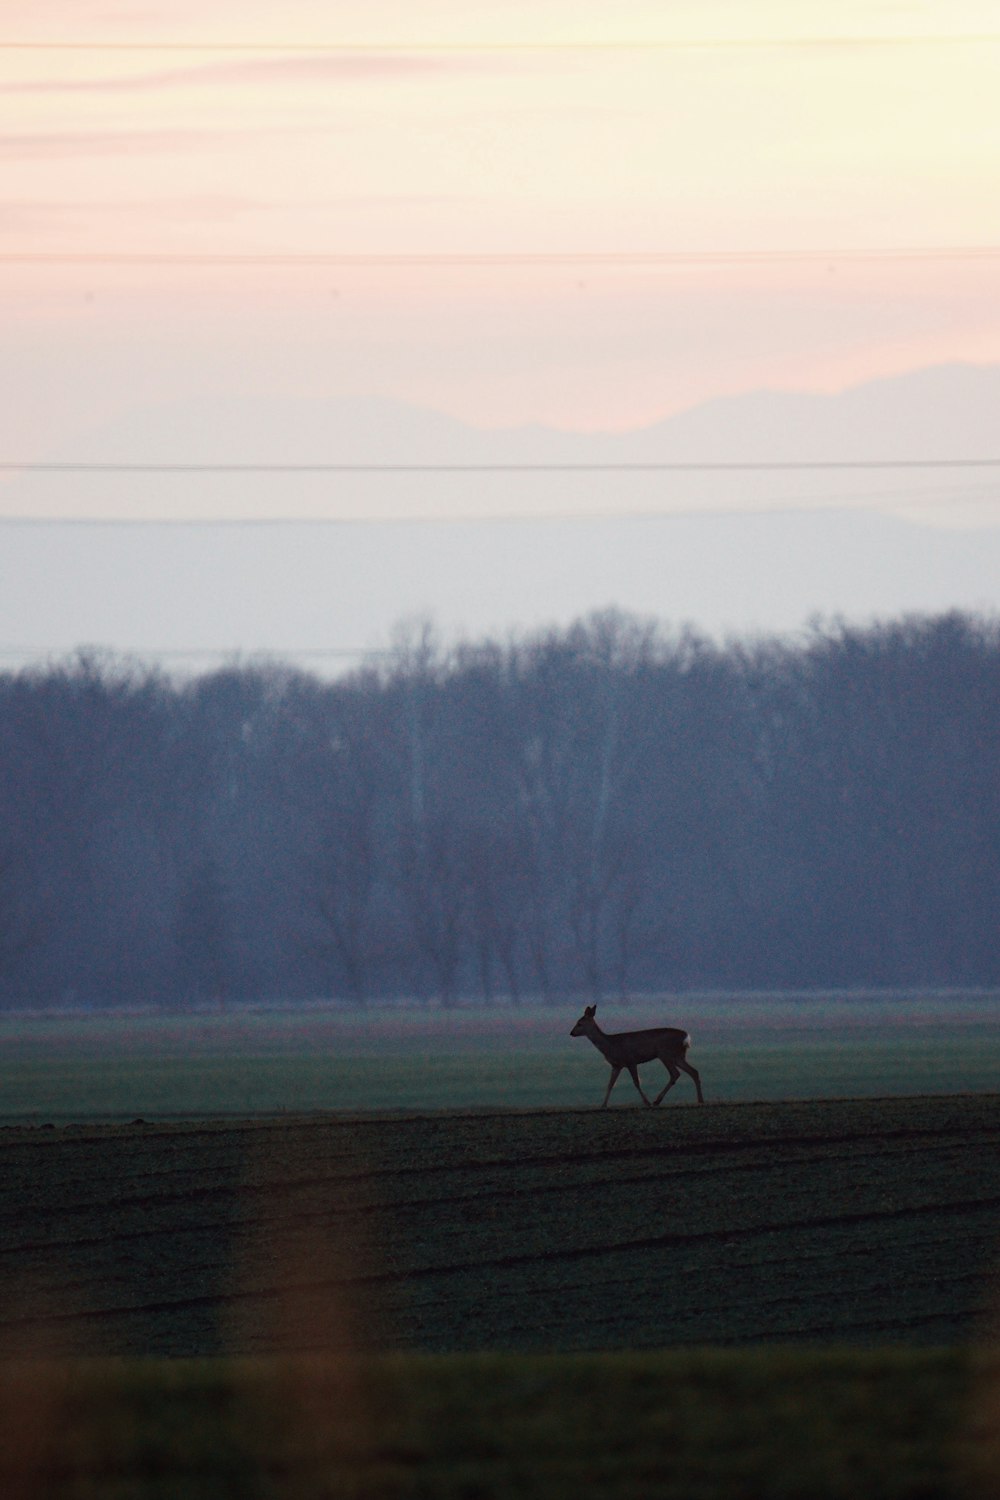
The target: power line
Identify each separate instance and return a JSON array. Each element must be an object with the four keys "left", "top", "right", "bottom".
[
  {"left": 1, "top": 478, "right": 996, "bottom": 526},
  {"left": 0, "top": 643, "right": 385, "bottom": 661},
  {"left": 3, "top": 248, "right": 999, "bottom": 268},
  {"left": 3, "top": 459, "right": 1000, "bottom": 476}
]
